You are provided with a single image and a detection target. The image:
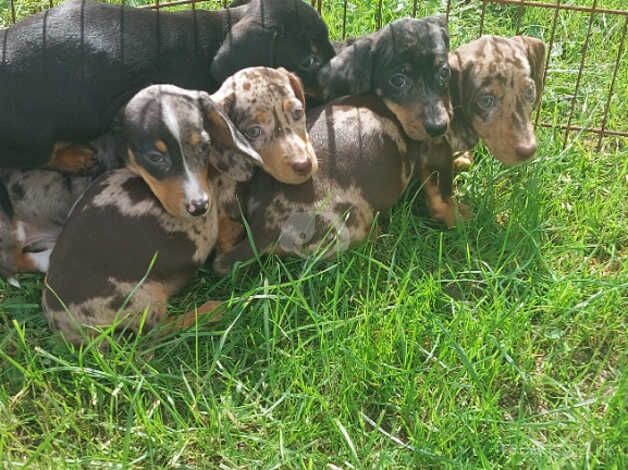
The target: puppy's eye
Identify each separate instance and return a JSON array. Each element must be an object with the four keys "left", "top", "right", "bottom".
[
  {"left": 300, "top": 55, "right": 319, "bottom": 71},
  {"left": 477, "top": 94, "right": 495, "bottom": 110},
  {"left": 145, "top": 151, "right": 169, "bottom": 166},
  {"left": 438, "top": 65, "right": 450, "bottom": 84},
  {"left": 524, "top": 83, "right": 536, "bottom": 103},
  {"left": 389, "top": 73, "right": 409, "bottom": 89},
  {"left": 292, "top": 107, "right": 304, "bottom": 121},
  {"left": 245, "top": 126, "right": 262, "bottom": 139}
]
